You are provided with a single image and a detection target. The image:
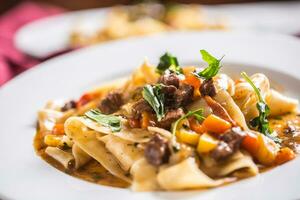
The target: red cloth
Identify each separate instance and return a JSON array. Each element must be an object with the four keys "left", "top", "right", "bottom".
[{"left": 0, "top": 2, "right": 64, "bottom": 86}]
